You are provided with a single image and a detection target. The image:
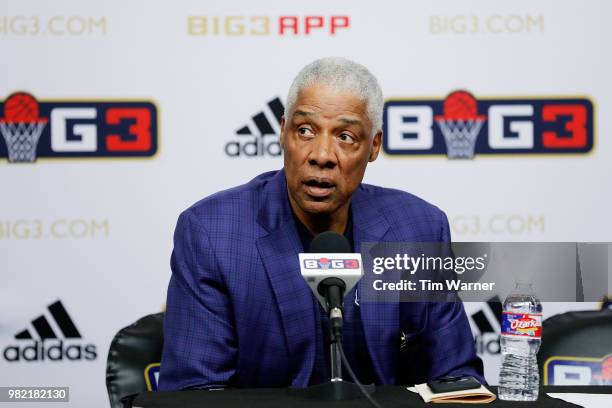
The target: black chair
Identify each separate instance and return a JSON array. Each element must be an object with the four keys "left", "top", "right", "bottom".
[
  {"left": 106, "top": 313, "right": 164, "bottom": 408},
  {"left": 538, "top": 309, "right": 612, "bottom": 385}
]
